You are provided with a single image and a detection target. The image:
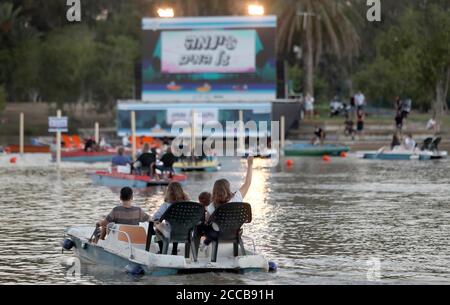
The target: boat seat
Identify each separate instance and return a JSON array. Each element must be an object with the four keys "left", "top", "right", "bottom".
[
  {"left": 421, "top": 137, "right": 433, "bottom": 151},
  {"left": 117, "top": 225, "right": 147, "bottom": 245},
  {"left": 149, "top": 202, "right": 204, "bottom": 261},
  {"left": 208, "top": 202, "right": 252, "bottom": 263},
  {"left": 431, "top": 137, "right": 441, "bottom": 151}
]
